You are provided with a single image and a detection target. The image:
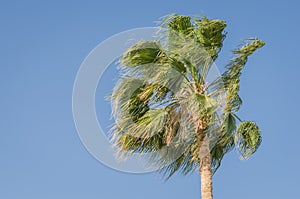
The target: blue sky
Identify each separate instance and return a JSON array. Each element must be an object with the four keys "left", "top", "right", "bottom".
[{"left": 1, "top": 0, "right": 300, "bottom": 198}]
